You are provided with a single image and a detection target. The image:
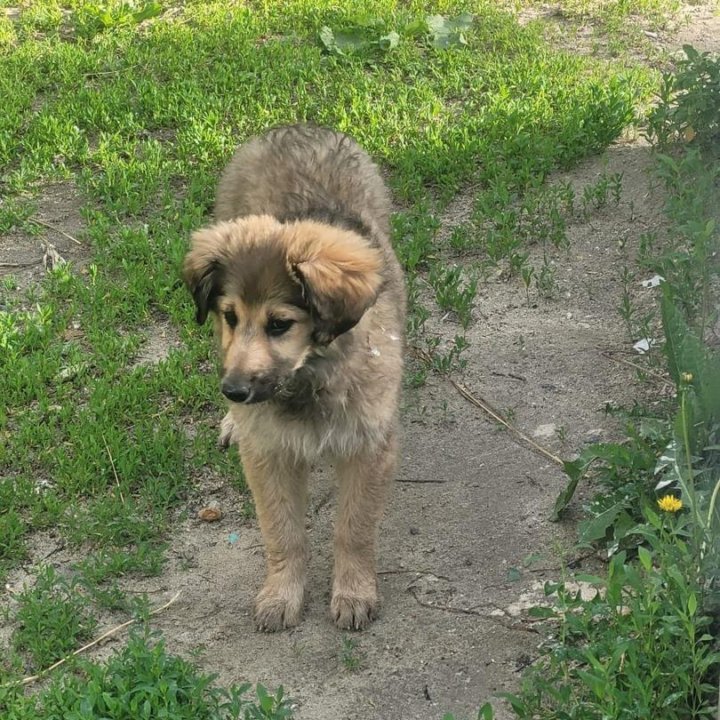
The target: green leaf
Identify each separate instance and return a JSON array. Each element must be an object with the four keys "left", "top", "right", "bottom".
[
  {"left": 663, "top": 690, "right": 688, "bottom": 706},
  {"left": 478, "top": 703, "right": 495, "bottom": 720},
  {"left": 552, "top": 445, "right": 626, "bottom": 520},
  {"left": 133, "top": 2, "right": 162, "bottom": 23},
  {"left": 579, "top": 502, "right": 625, "bottom": 543},
  {"left": 528, "top": 605, "right": 556, "bottom": 618},
  {"left": 637, "top": 545, "right": 653, "bottom": 571},
  {"left": 573, "top": 573, "right": 605, "bottom": 585},
  {"left": 426, "top": 13, "right": 473, "bottom": 49},
  {"left": 332, "top": 29, "right": 369, "bottom": 53},
  {"left": 688, "top": 592, "right": 697, "bottom": 617},
  {"left": 661, "top": 289, "right": 720, "bottom": 429},
  {"left": 576, "top": 669, "right": 607, "bottom": 700},
  {"left": 378, "top": 31, "right": 400, "bottom": 50},
  {"left": 319, "top": 26, "right": 336, "bottom": 53},
  {"left": 496, "top": 692, "right": 526, "bottom": 715}
]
